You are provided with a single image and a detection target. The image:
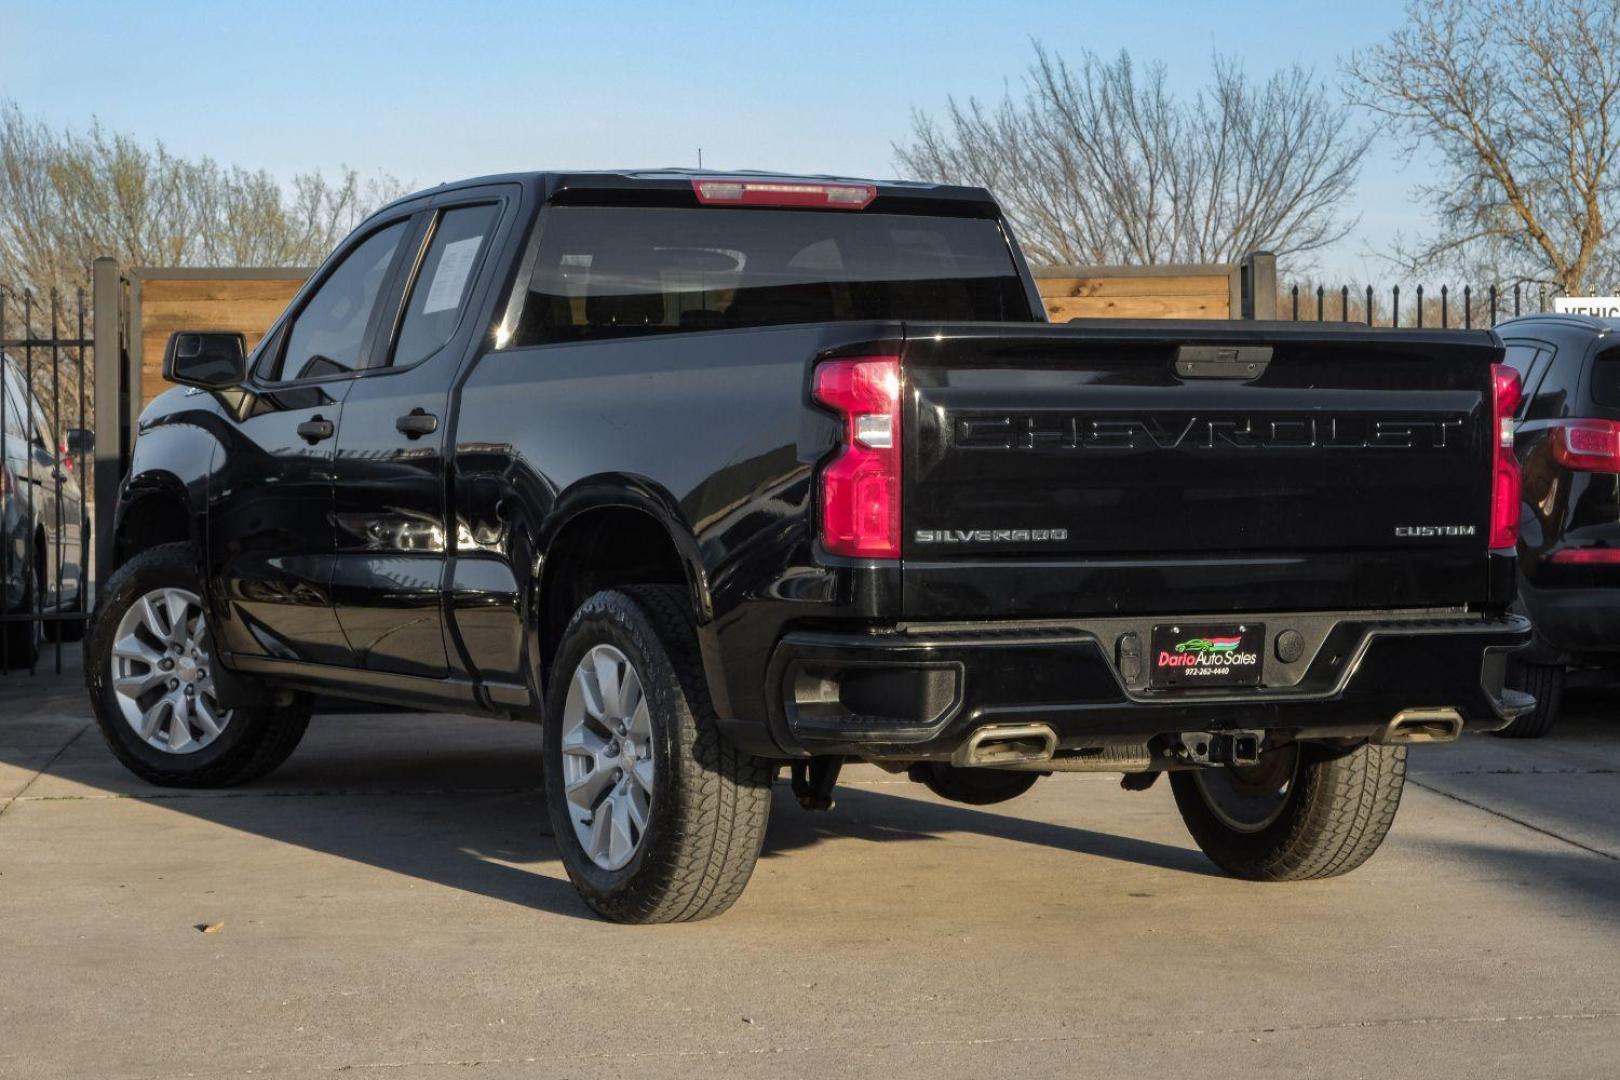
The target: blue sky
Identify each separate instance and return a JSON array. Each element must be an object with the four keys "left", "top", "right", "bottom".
[{"left": 5, "top": 0, "right": 1424, "bottom": 279}]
